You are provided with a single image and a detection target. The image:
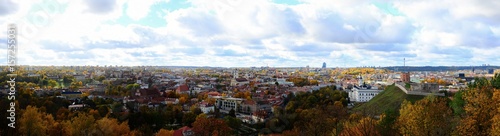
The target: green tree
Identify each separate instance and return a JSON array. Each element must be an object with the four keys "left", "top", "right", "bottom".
[
  {"left": 183, "top": 112, "right": 197, "bottom": 127},
  {"left": 48, "top": 79, "right": 58, "bottom": 88},
  {"left": 450, "top": 90, "right": 465, "bottom": 116},
  {"left": 229, "top": 109, "right": 236, "bottom": 117}
]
